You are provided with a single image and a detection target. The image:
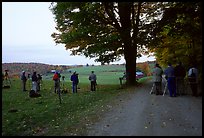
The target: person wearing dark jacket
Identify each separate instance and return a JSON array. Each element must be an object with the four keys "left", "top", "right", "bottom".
[
  {"left": 29, "top": 71, "right": 41, "bottom": 98},
  {"left": 174, "top": 62, "right": 186, "bottom": 95},
  {"left": 31, "top": 71, "right": 38, "bottom": 92},
  {"left": 21, "top": 71, "right": 27, "bottom": 91},
  {"left": 37, "top": 74, "right": 42, "bottom": 92},
  {"left": 164, "top": 62, "right": 176, "bottom": 97},
  {"left": 70, "top": 72, "right": 78, "bottom": 93}
]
